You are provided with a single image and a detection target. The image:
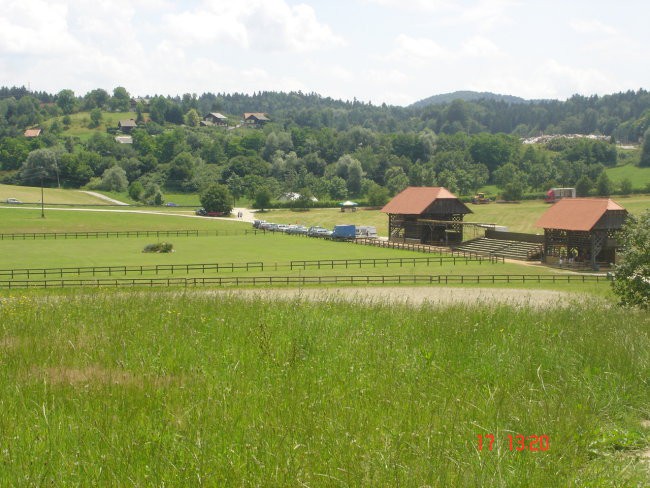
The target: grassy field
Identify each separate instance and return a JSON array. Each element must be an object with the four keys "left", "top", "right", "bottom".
[
  {"left": 1, "top": 188, "right": 647, "bottom": 485},
  {"left": 0, "top": 292, "right": 648, "bottom": 486},
  {"left": 0, "top": 184, "right": 111, "bottom": 206},
  {"left": 0, "top": 233, "right": 545, "bottom": 276},
  {"left": 52, "top": 111, "right": 136, "bottom": 141},
  {"left": 263, "top": 195, "right": 650, "bottom": 235},
  {"left": 606, "top": 164, "right": 650, "bottom": 190},
  {"left": 0, "top": 207, "right": 242, "bottom": 234}
]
